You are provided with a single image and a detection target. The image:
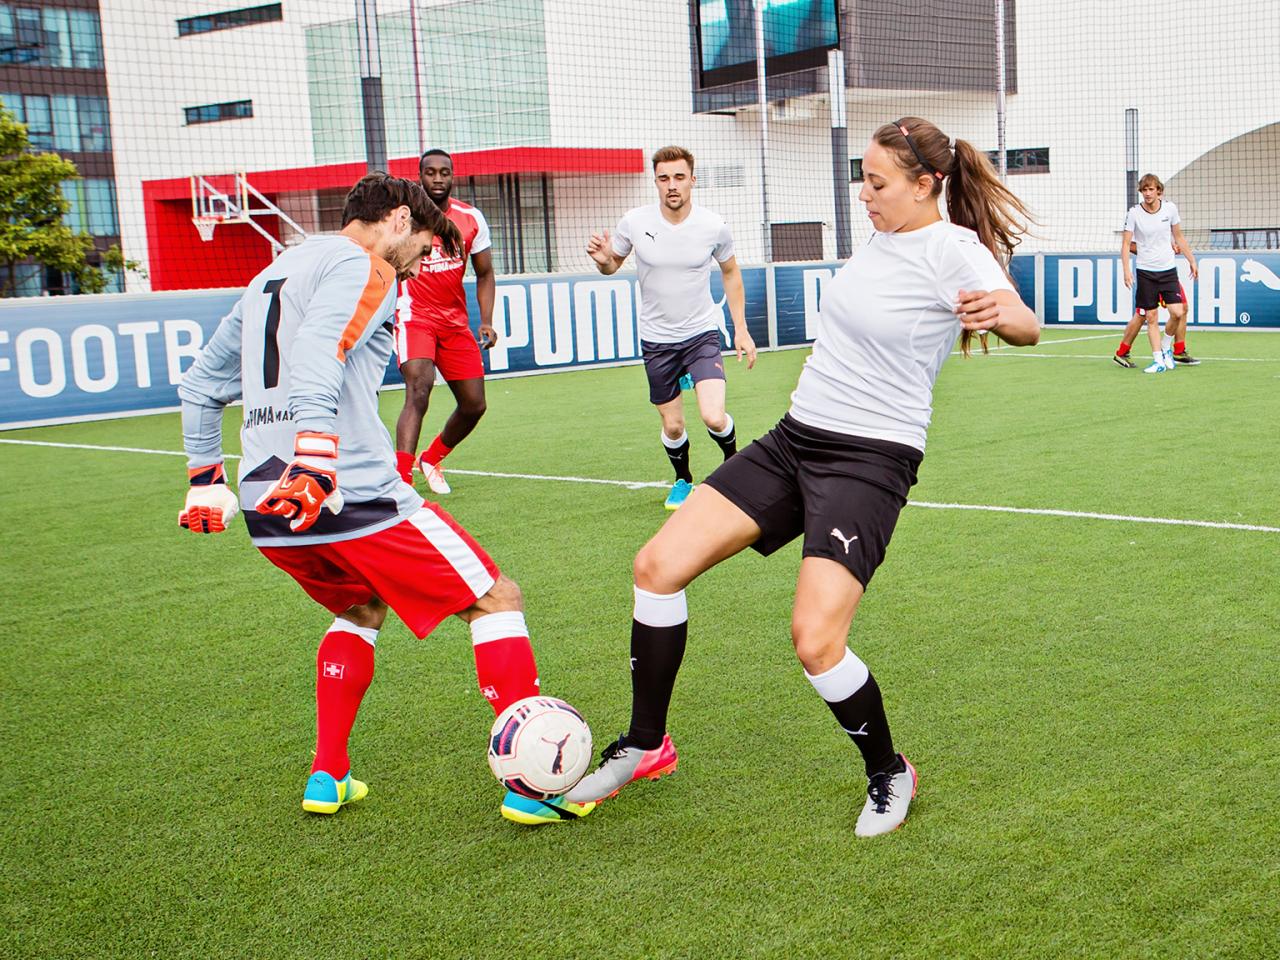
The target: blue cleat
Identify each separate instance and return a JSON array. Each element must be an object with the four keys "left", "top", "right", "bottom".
[
  {"left": 302, "top": 770, "right": 368, "bottom": 815},
  {"left": 678, "top": 372, "right": 695, "bottom": 391},
  {"left": 664, "top": 479, "right": 693, "bottom": 511},
  {"left": 500, "top": 790, "right": 598, "bottom": 826}
]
